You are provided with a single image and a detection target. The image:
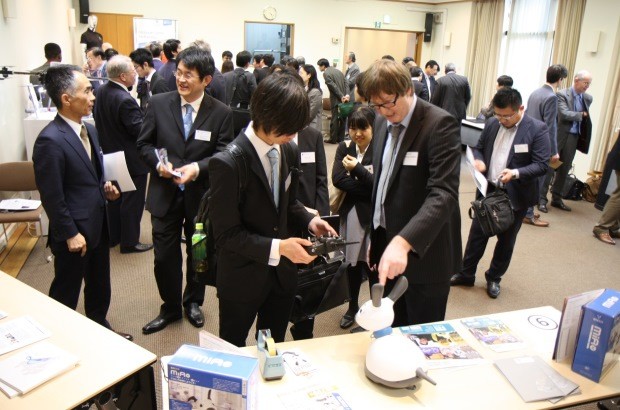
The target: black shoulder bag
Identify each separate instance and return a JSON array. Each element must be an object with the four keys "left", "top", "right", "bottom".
[{"left": 468, "top": 181, "right": 514, "bottom": 237}]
